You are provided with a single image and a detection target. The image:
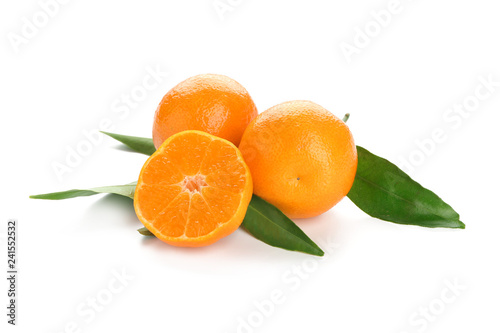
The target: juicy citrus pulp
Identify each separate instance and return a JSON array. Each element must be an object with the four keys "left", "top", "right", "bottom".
[{"left": 134, "top": 130, "right": 253, "bottom": 247}]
